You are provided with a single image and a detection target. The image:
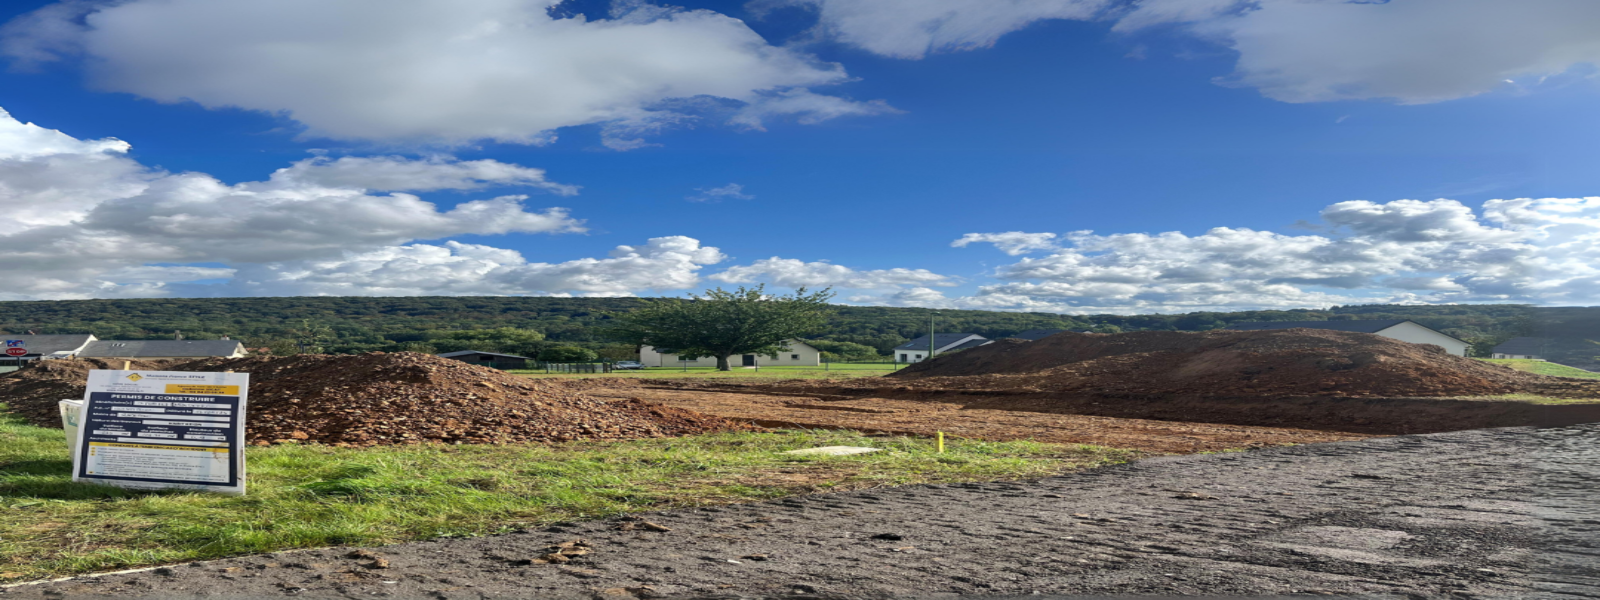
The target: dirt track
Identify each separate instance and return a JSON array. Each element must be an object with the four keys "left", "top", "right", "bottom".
[
  {"left": 586, "top": 387, "right": 1365, "bottom": 454},
  {"left": 8, "top": 425, "right": 1596, "bottom": 599}
]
